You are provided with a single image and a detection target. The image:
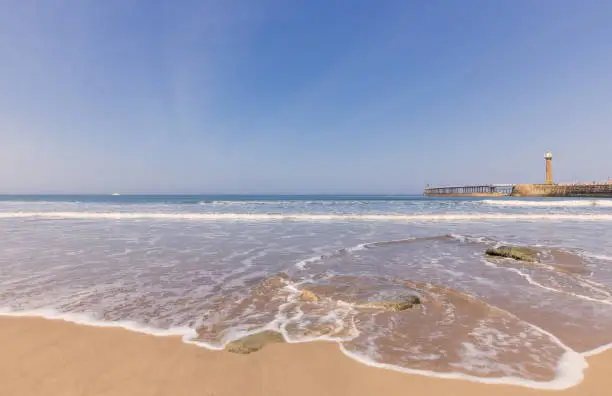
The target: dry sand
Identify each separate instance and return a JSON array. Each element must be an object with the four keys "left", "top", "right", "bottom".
[{"left": 0, "top": 317, "right": 609, "bottom": 396}]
